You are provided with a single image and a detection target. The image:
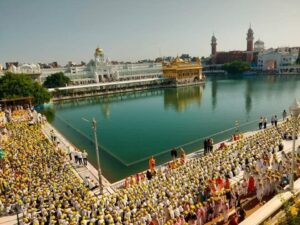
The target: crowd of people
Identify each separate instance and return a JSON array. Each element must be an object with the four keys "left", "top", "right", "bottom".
[
  {"left": 0, "top": 107, "right": 299, "bottom": 225},
  {"left": 0, "top": 105, "right": 32, "bottom": 124}
]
